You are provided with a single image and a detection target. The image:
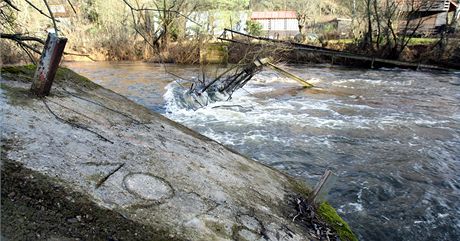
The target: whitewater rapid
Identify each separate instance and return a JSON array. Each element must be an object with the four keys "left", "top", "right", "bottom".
[{"left": 67, "top": 62, "right": 460, "bottom": 241}]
